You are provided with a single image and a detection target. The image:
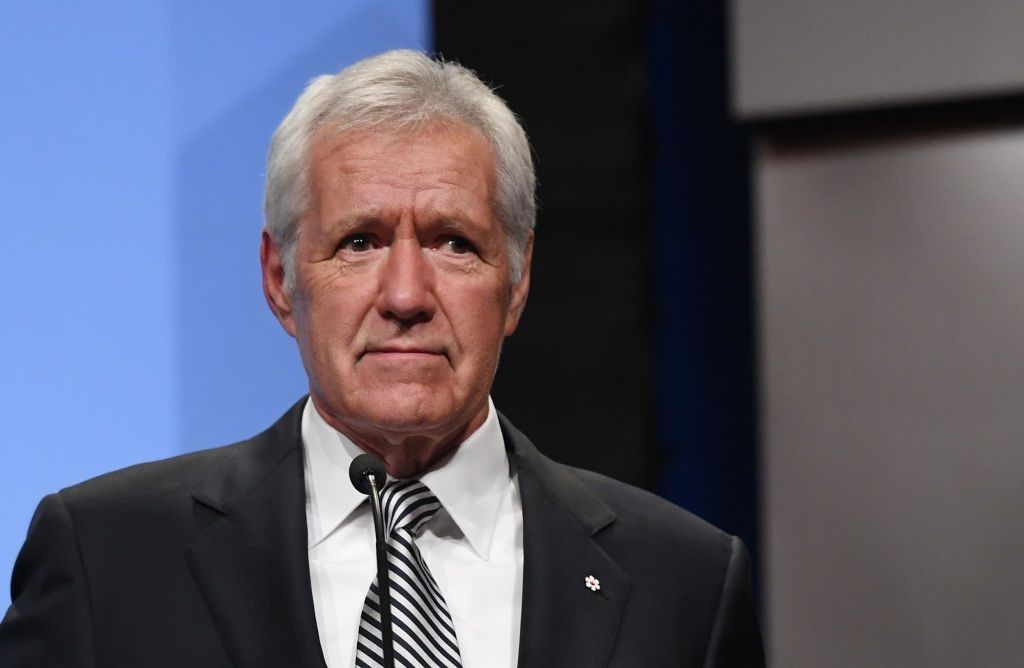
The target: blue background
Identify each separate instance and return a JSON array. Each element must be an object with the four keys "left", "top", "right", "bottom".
[{"left": 0, "top": 0, "right": 429, "bottom": 597}]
